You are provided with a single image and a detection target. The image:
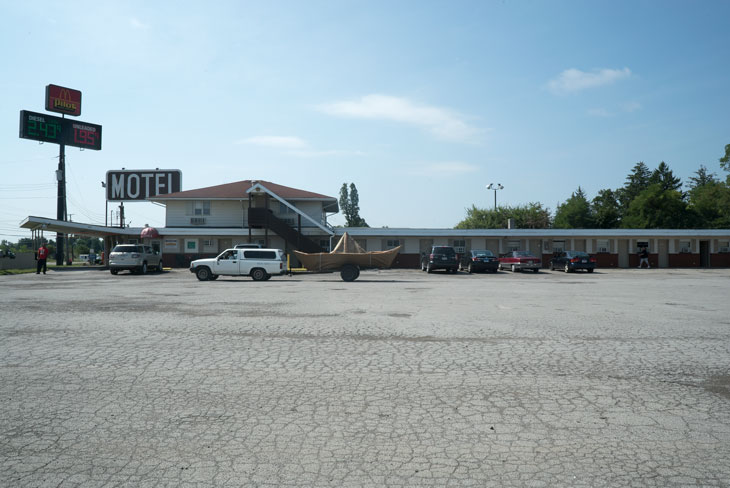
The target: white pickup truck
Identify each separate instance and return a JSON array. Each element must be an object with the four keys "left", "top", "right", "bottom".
[{"left": 190, "top": 248, "right": 287, "bottom": 281}]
